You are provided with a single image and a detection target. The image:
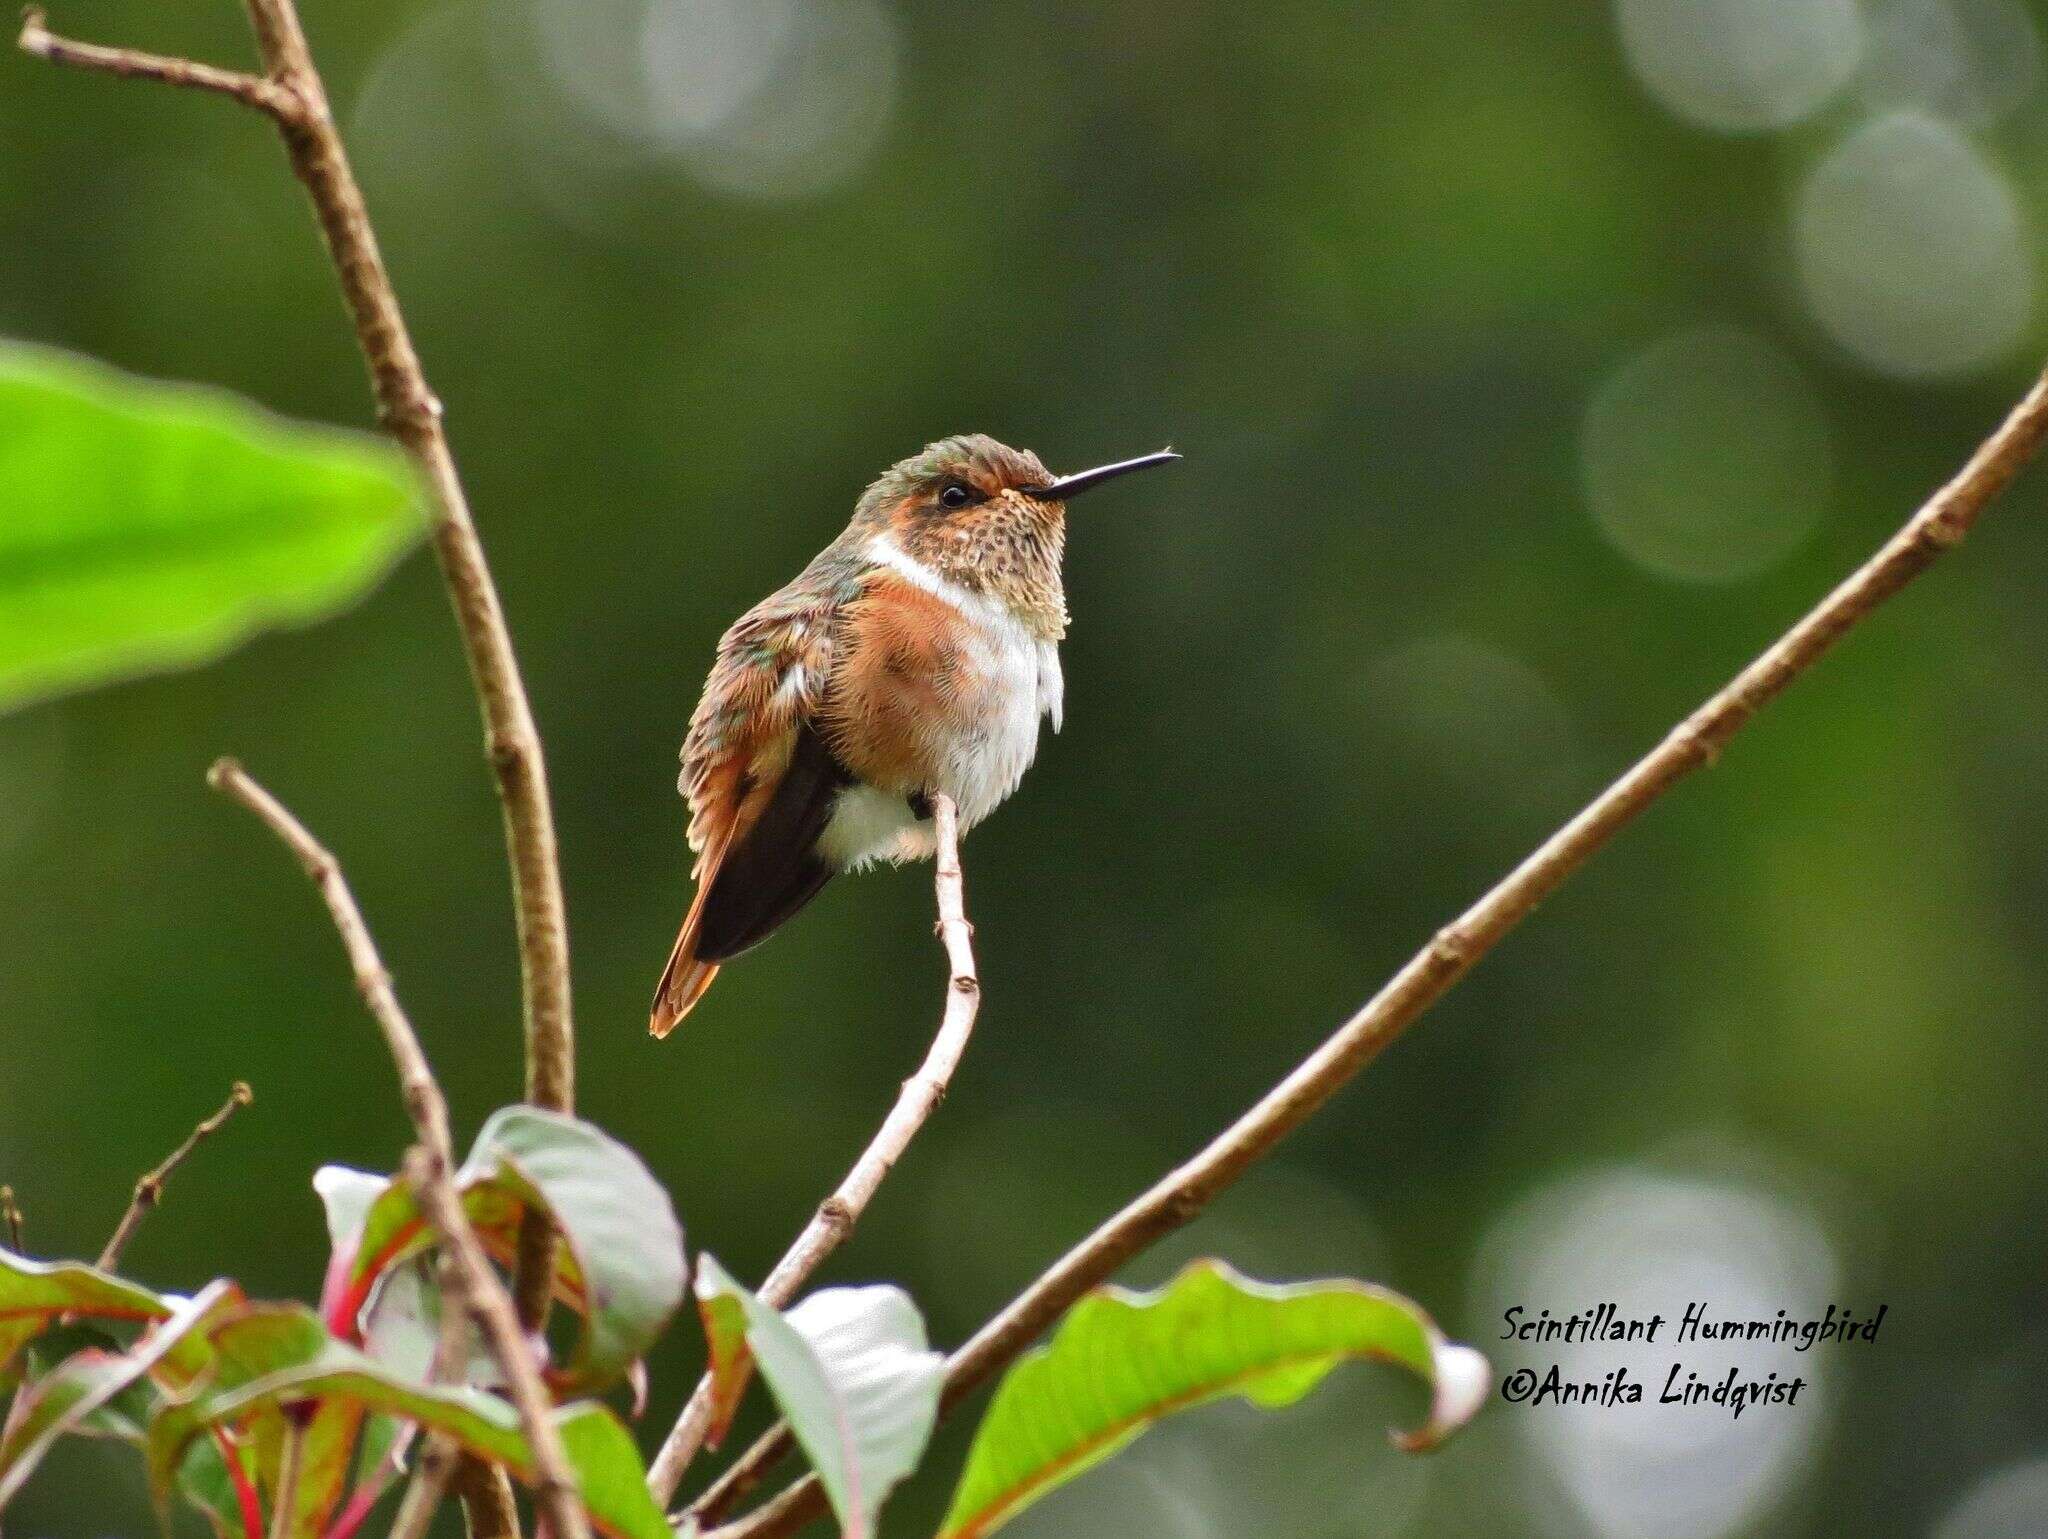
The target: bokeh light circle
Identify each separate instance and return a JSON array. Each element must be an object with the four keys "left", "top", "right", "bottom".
[
  {"left": 1936, "top": 1458, "right": 2048, "bottom": 1539},
  {"left": 1473, "top": 1166, "right": 1837, "bottom": 1539},
  {"left": 1615, "top": 0, "right": 1862, "bottom": 132},
  {"left": 1581, "top": 327, "right": 1831, "bottom": 583},
  {"left": 1795, "top": 112, "right": 2034, "bottom": 379},
  {"left": 1858, "top": 0, "right": 2043, "bottom": 129},
  {"left": 527, "top": 0, "right": 900, "bottom": 201}
]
